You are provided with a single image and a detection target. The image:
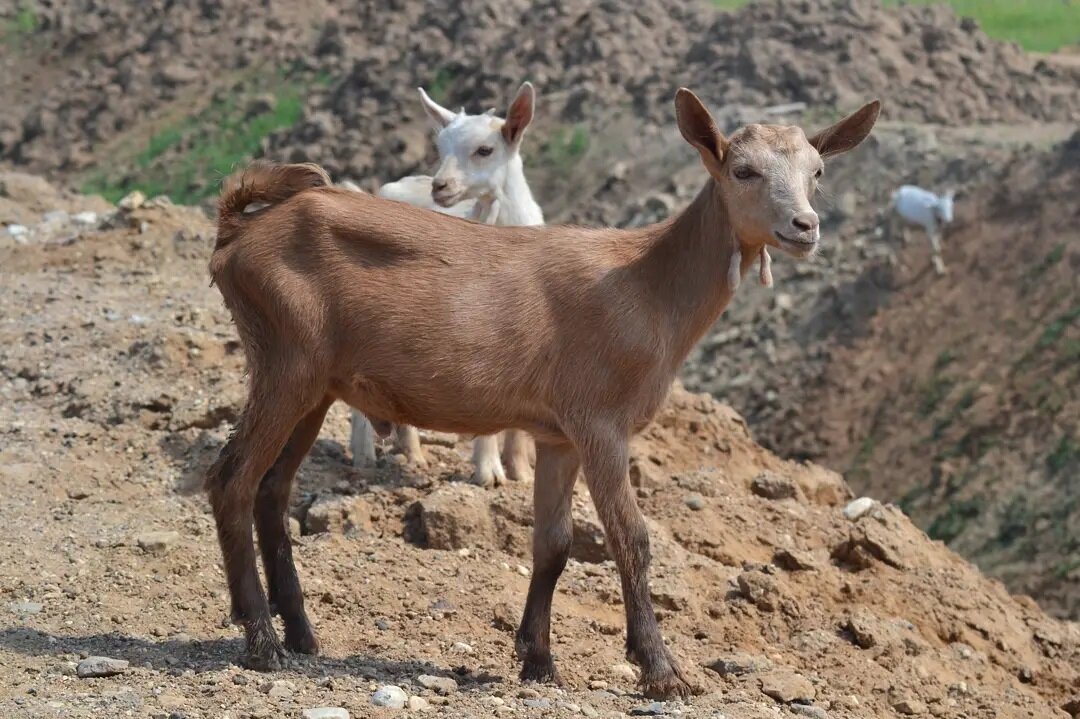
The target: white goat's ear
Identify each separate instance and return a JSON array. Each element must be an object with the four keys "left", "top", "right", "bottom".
[
  {"left": 808, "top": 100, "right": 881, "bottom": 159},
  {"left": 417, "top": 87, "right": 456, "bottom": 129},
  {"left": 484, "top": 107, "right": 497, "bottom": 116},
  {"left": 674, "top": 88, "right": 728, "bottom": 181},
  {"left": 502, "top": 82, "right": 535, "bottom": 146}
]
